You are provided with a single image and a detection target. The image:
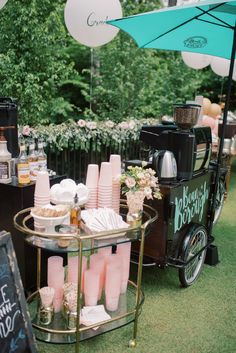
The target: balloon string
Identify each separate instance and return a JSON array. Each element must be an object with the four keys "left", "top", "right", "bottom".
[{"left": 90, "top": 48, "right": 94, "bottom": 112}]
